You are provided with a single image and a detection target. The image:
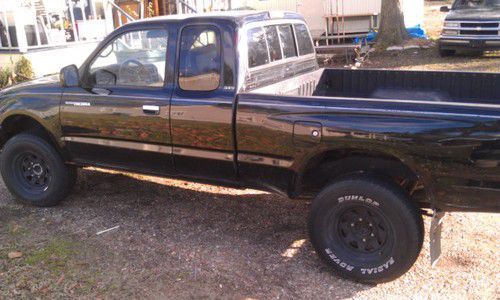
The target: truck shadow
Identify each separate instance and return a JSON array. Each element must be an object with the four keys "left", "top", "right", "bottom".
[
  {"left": 0, "top": 168, "right": 374, "bottom": 298},
  {"left": 71, "top": 168, "right": 373, "bottom": 297}
]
